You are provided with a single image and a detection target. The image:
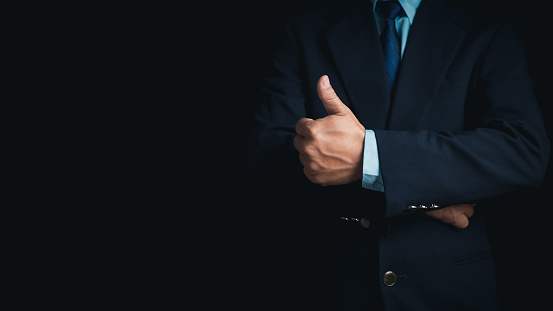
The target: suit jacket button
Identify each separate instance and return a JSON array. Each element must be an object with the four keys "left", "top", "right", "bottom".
[
  {"left": 360, "top": 218, "right": 370, "bottom": 228},
  {"left": 383, "top": 271, "right": 397, "bottom": 286}
]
